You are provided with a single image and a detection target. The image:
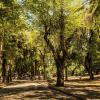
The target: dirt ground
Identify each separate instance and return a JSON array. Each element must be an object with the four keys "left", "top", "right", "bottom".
[
  {"left": 0, "top": 80, "right": 74, "bottom": 100},
  {"left": 0, "top": 75, "right": 100, "bottom": 100},
  {"left": 50, "top": 75, "right": 100, "bottom": 100}
]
